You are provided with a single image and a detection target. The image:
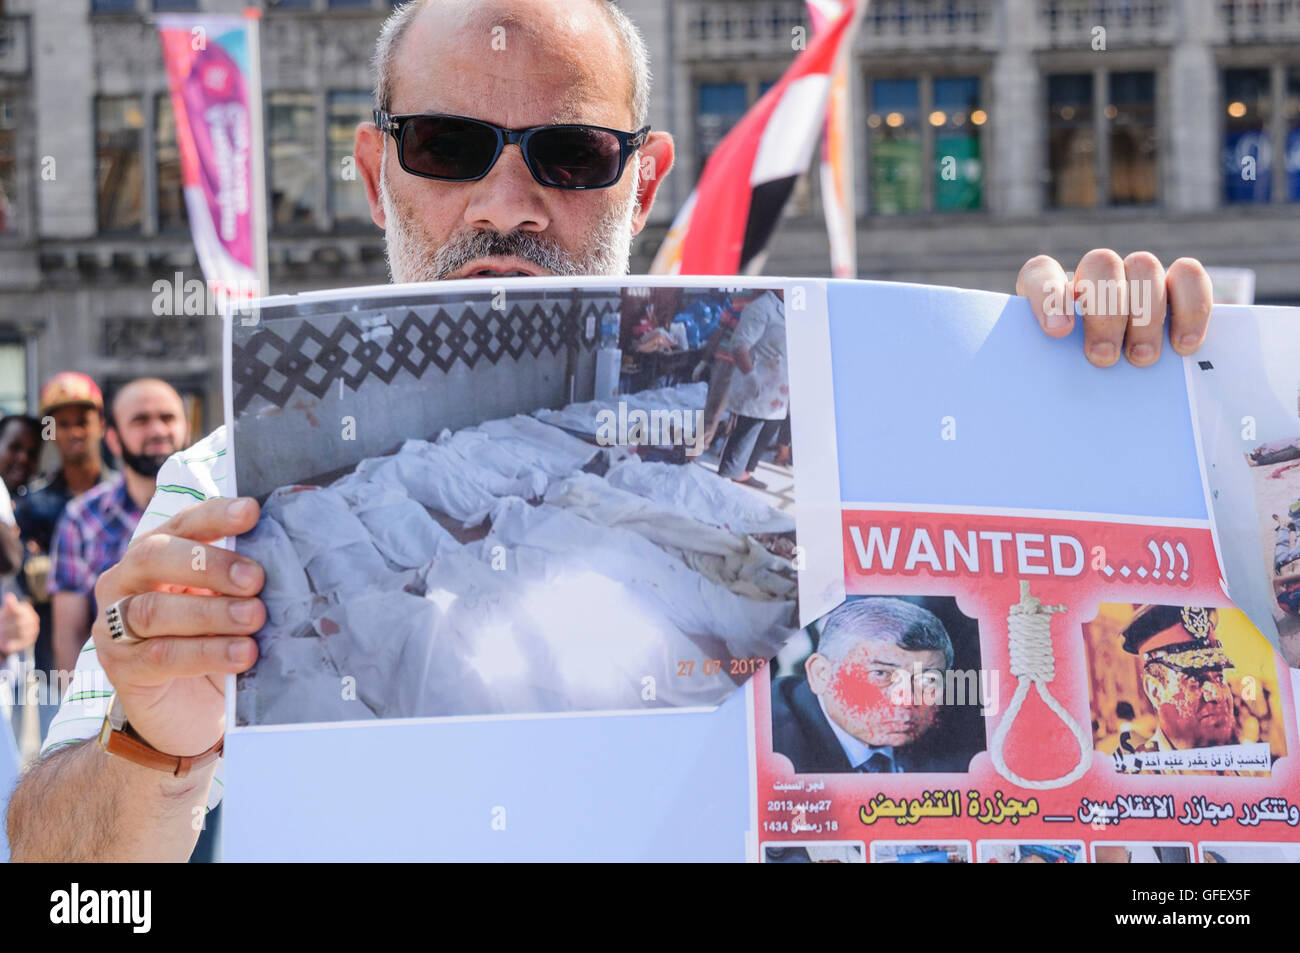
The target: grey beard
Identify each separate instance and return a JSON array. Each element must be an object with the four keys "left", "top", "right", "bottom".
[{"left": 379, "top": 151, "right": 637, "bottom": 283}]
